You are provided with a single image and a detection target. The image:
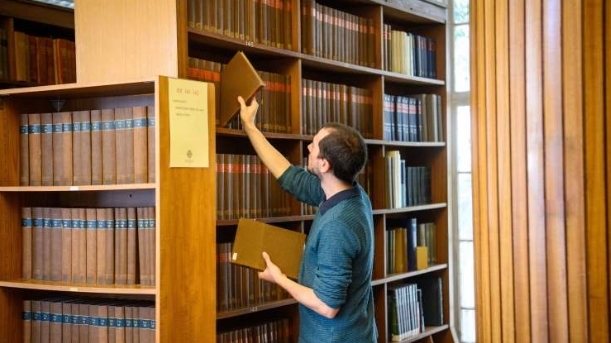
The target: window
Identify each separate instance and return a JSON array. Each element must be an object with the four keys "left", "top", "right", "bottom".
[{"left": 448, "top": 0, "right": 475, "bottom": 342}]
